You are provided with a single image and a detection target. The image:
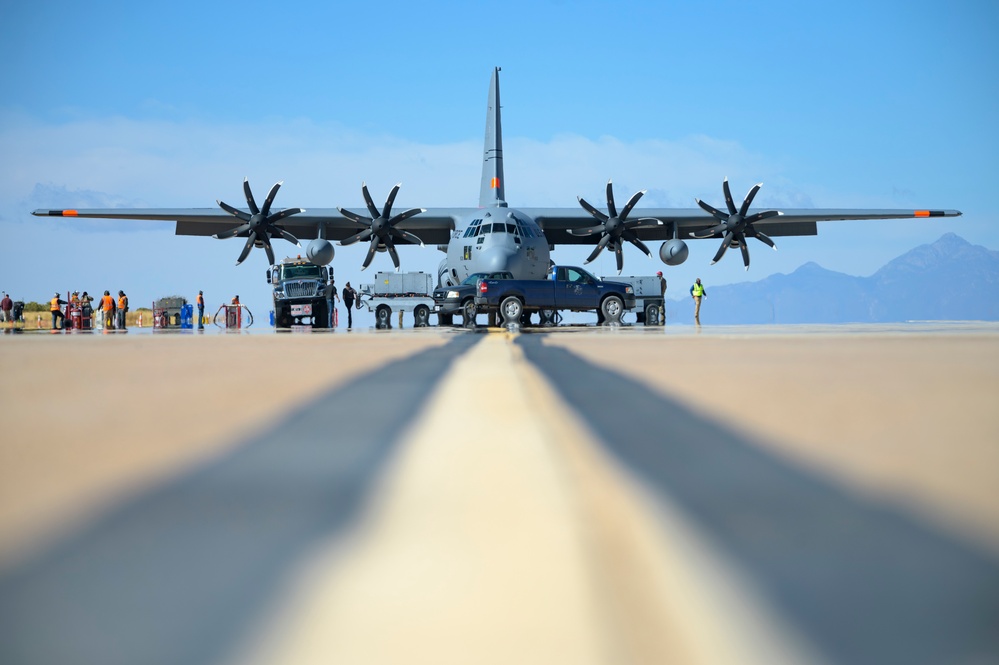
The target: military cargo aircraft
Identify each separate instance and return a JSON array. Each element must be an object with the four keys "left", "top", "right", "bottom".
[{"left": 33, "top": 67, "right": 960, "bottom": 285}]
